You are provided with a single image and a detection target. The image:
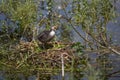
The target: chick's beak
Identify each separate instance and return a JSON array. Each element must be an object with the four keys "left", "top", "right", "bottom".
[{"left": 52, "top": 26, "right": 58, "bottom": 30}]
